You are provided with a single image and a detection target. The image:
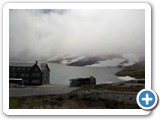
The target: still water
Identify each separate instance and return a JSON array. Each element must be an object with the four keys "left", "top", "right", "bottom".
[{"left": 48, "top": 63, "right": 123, "bottom": 85}]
